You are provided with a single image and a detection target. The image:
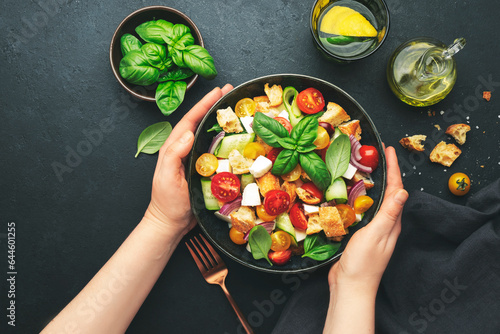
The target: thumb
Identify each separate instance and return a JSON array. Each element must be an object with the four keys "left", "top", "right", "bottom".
[
  {"left": 162, "top": 131, "right": 194, "bottom": 167},
  {"left": 370, "top": 189, "right": 408, "bottom": 231}
]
